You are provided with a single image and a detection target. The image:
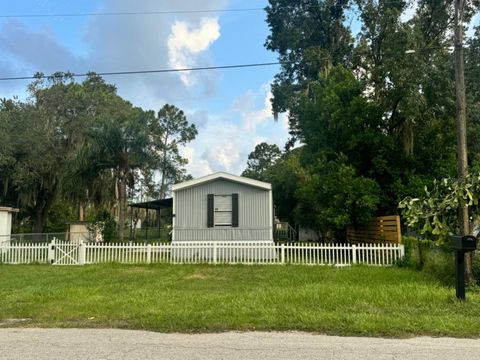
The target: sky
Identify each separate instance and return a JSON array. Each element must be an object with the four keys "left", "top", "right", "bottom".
[
  {"left": 0, "top": 1, "right": 479, "bottom": 179},
  {"left": 0, "top": 0, "right": 288, "bottom": 179}
]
